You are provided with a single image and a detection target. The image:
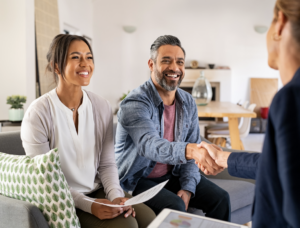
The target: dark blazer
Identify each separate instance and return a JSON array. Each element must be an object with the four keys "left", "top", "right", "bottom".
[{"left": 227, "top": 68, "right": 300, "bottom": 227}]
